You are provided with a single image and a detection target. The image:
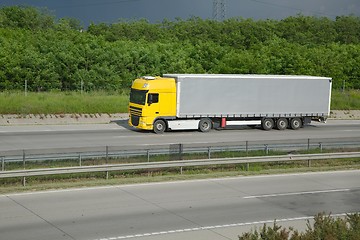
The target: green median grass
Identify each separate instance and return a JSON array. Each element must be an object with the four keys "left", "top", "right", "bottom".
[
  {"left": 0, "top": 91, "right": 129, "bottom": 114},
  {"left": 331, "top": 89, "right": 360, "bottom": 110}
]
